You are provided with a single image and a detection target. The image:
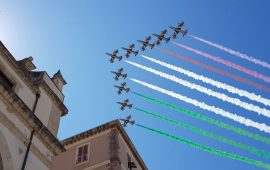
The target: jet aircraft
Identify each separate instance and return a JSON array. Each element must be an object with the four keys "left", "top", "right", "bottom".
[
  {"left": 137, "top": 36, "right": 155, "bottom": 51},
  {"left": 114, "top": 82, "right": 130, "bottom": 95},
  {"left": 169, "top": 21, "right": 185, "bottom": 39},
  {"left": 122, "top": 44, "right": 139, "bottom": 58},
  {"left": 106, "top": 49, "right": 123, "bottom": 63},
  {"left": 120, "top": 115, "right": 135, "bottom": 127},
  {"left": 153, "top": 29, "right": 171, "bottom": 45},
  {"left": 117, "top": 99, "right": 133, "bottom": 111},
  {"left": 111, "top": 68, "right": 127, "bottom": 81}
]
